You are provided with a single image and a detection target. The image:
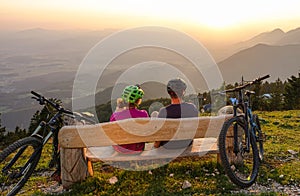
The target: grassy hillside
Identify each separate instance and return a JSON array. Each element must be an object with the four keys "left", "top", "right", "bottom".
[
  {"left": 1, "top": 110, "right": 299, "bottom": 195},
  {"left": 256, "top": 110, "right": 300, "bottom": 185}
]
